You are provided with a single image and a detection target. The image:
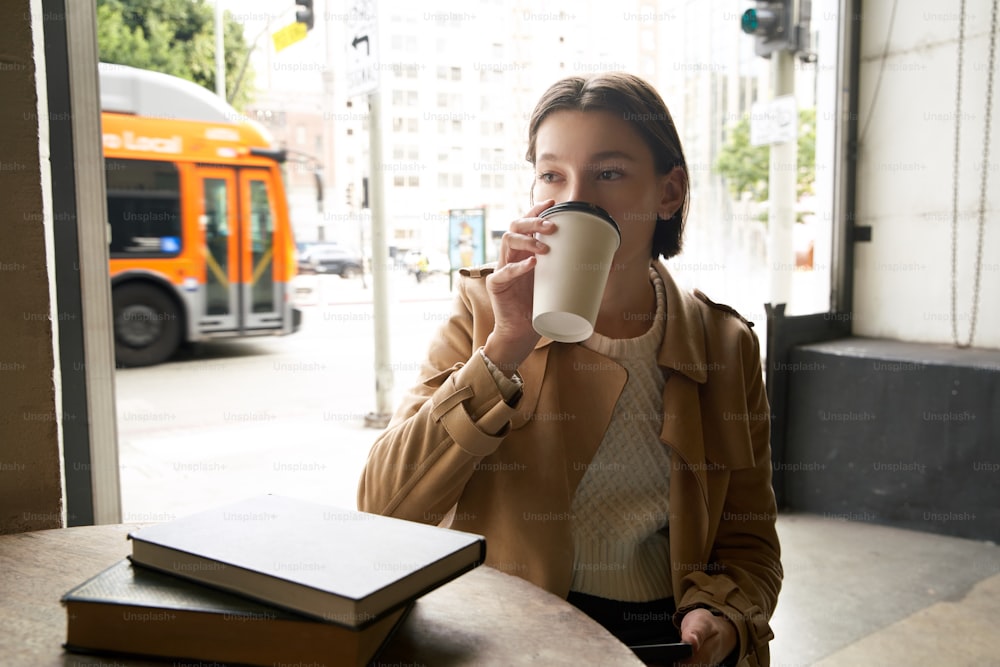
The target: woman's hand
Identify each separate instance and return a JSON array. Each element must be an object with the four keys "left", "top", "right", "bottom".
[
  {"left": 677, "top": 608, "right": 738, "bottom": 666},
  {"left": 482, "top": 199, "right": 557, "bottom": 377}
]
